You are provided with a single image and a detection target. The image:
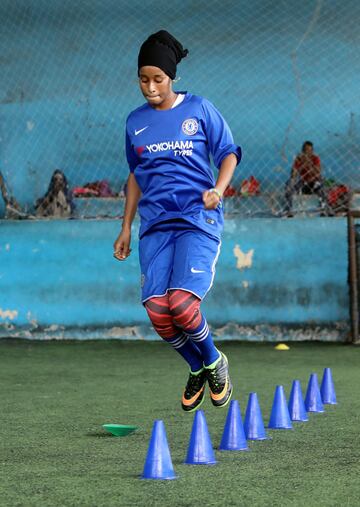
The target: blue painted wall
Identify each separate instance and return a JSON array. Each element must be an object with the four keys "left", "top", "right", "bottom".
[
  {"left": 0, "top": 1, "right": 355, "bottom": 340},
  {"left": 0, "top": 218, "right": 349, "bottom": 340},
  {"left": 1, "top": 0, "right": 360, "bottom": 211}
]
